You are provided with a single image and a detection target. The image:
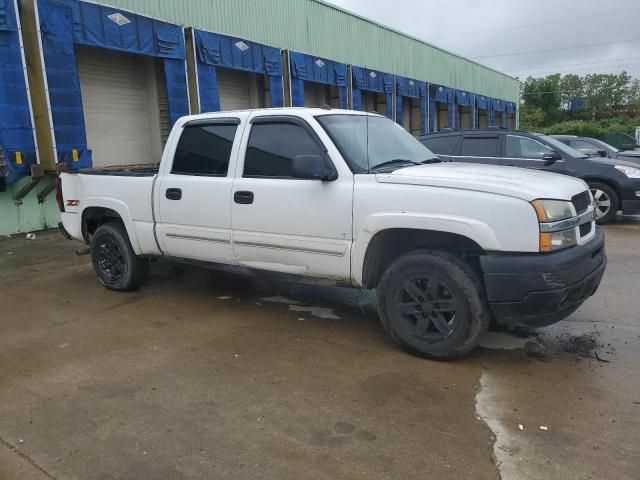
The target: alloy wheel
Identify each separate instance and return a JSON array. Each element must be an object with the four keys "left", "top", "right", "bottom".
[{"left": 590, "top": 188, "right": 612, "bottom": 220}]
